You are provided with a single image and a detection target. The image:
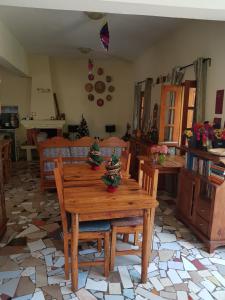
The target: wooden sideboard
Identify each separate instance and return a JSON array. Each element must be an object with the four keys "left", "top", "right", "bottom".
[
  {"left": 0, "top": 144, "right": 7, "bottom": 239},
  {"left": 176, "top": 147, "right": 225, "bottom": 252}
]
